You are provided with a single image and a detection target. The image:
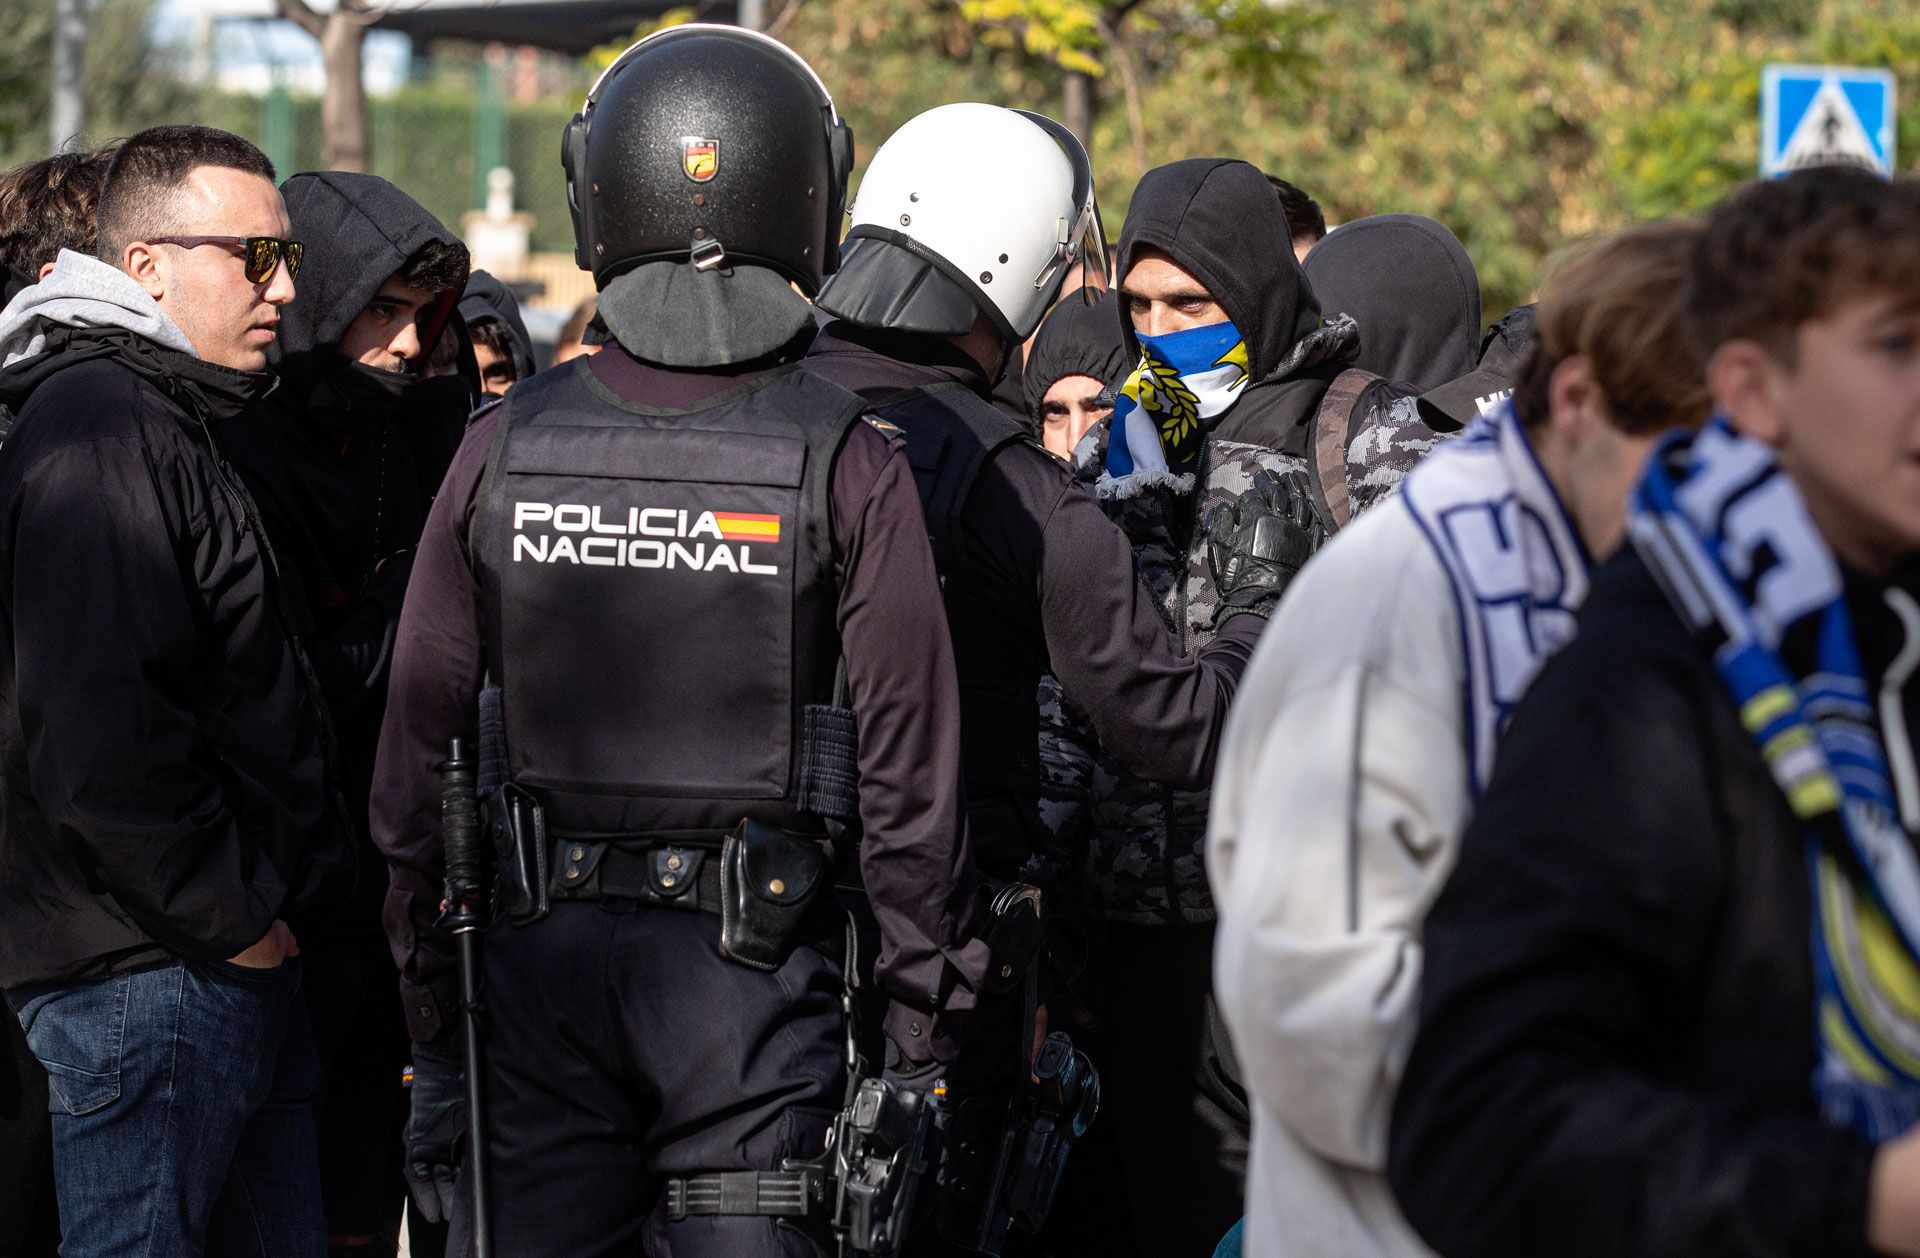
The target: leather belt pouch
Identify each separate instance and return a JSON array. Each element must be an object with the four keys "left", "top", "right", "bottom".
[
  {"left": 718, "top": 819, "right": 828, "bottom": 971},
  {"left": 488, "top": 783, "right": 549, "bottom": 924}
]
